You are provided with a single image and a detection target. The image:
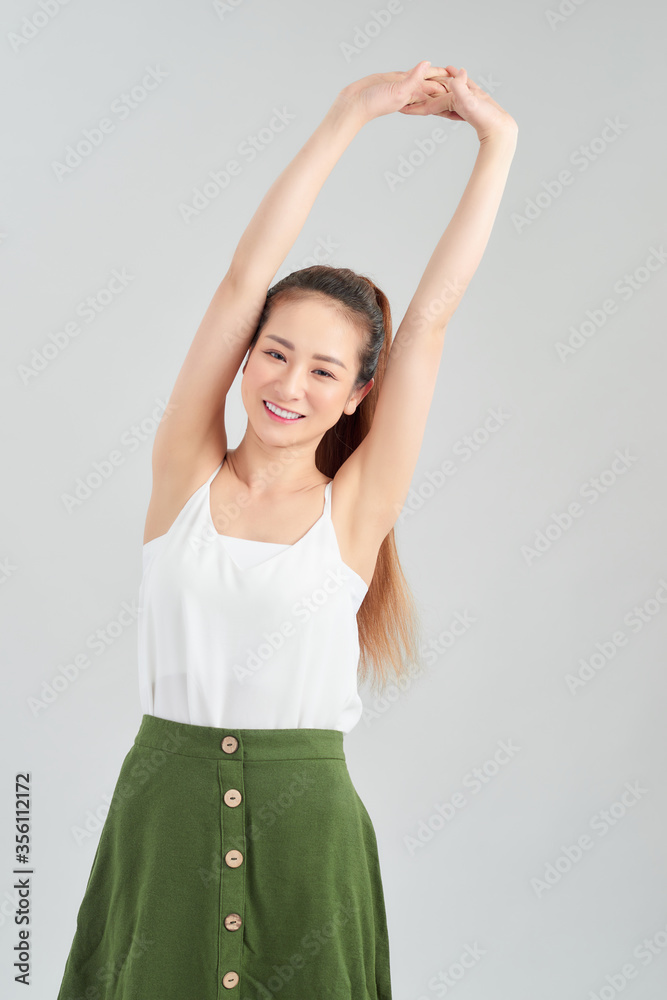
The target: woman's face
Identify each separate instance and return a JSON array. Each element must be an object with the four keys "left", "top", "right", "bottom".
[{"left": 241, "top": 295, "right": 373, "bottom": 445}]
